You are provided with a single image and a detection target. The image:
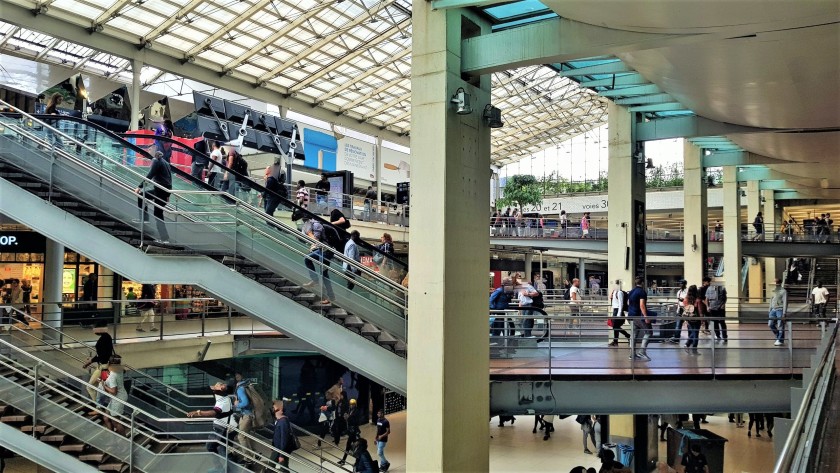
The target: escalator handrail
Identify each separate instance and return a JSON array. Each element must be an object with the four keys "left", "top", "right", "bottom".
[
  {"left": 0, "top": 336, "right": 335, "bottom": 472},
  {"left": 1, "top": 306, "right": 213, "bottom": 406},
  {"left": 0, "top": 108, "right": 407, "bottom": 297},
  {"left": 120, "top": 131, "right": 408, "bottom": 272}
]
